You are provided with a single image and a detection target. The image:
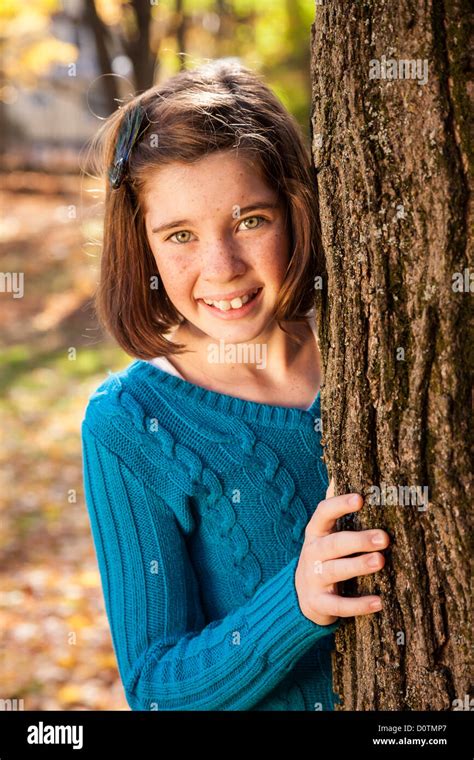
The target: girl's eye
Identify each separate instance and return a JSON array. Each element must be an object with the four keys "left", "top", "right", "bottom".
[
  {"left": 167, "top": 230, "right": 194, "bottom": 244},
  {"left": 239, "top": 215, "right": 267, "bottom": 231},
  {"left": 165, "top": 215, "right": 268, "bottom": 244}
]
